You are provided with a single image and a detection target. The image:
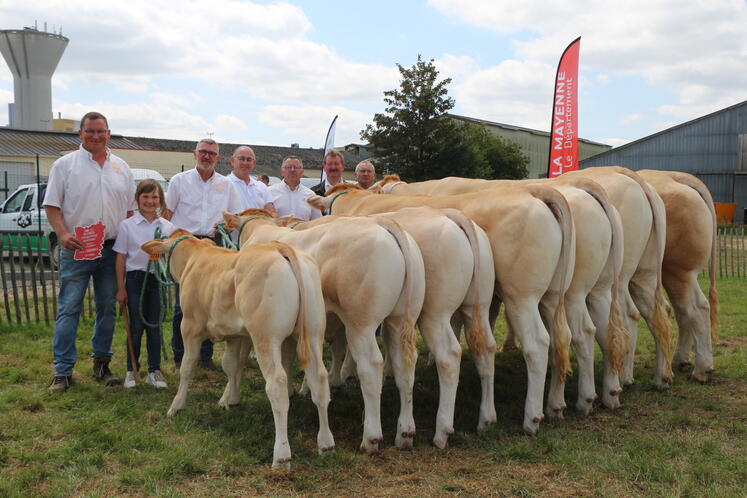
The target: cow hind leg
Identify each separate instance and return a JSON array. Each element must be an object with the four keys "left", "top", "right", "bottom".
[
  {"left": 383, "top": 315, "right": 417, "bottom": 450},
  {"left": 218, "top": 337, "right": 244, "bottom": 409},
  {"left": 629, "top": 272, "right": 674, "bottom": 388},
  {"left": 167, "top": 325, "right": 202, "bottom": 417},
  {"left": 458, "top": 306, "right": 497, "bottom": 431},
  {"left": 664, "top": 270, "right": 714, "bottom": 382},
  {"left": 418, "top": 312, "right": 461, "bottom": 449},
  {"left": 539, "top": 293, "right": 568, "bottom": 420},
  {"left": 586, "top": 288, "right": 623, "bottom": 410},
  {"left": 504, "top": 299, "right": 550, "bottom": 436},
  {"left": 346, "top": 326, "right": 385, "bottom": 454},
  {"left": 299, "top": 329, "right": 335, "bottom": 455},
  {"left": 565, "top": 295, "right": 598, "bottom": 416},
  {"left": 252, "top": 339, "right": 293, "bottom": 469}
]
